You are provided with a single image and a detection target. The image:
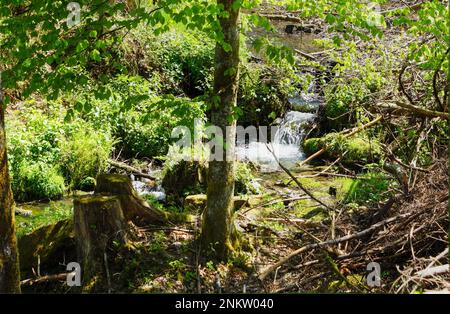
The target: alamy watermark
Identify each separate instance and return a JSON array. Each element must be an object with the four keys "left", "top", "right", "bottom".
[
  {"left": 67, "top": 2, "right": 81, "bottom": 28},
  {"left": 66, "top": 262, "right": 81, "bottom": 287},
  {"left": 171, "top": 119, "right": 284, "bottom": 162},
  {"left": 366, "top": 262, "right": 381, "bottom": 287}
]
